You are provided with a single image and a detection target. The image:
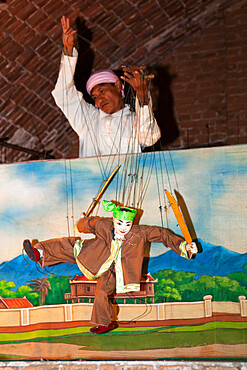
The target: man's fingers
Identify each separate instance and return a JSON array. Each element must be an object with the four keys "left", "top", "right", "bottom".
[
  {"left": 133, "top": 70, "right": 142, "bottom": 78},
  {"left": 121, "top": 76, "right": 137, "bottom": 90},
  {"left": 122, "top": 72, "right": 139, "bottom": 83},
  {"left": 123, "top": 71, "right": 133, "bottom": 78},
  {"left": 121, "top": 75, "right": 132, "bottom": 84},
  {"left": 124, "top": 71, "right": 141, "bottom": 80},
  {"left": 61, "top": 16, "right": 71, "bottom": 32},
  {"left": 66, "top": 17, "right": 70, "bottom": 30},
  {"left": 66, "top": 29, "right": 76, "bottom": 39},
  {"left": 61, "top": 16, "right": 68, "bottom": 30}
]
